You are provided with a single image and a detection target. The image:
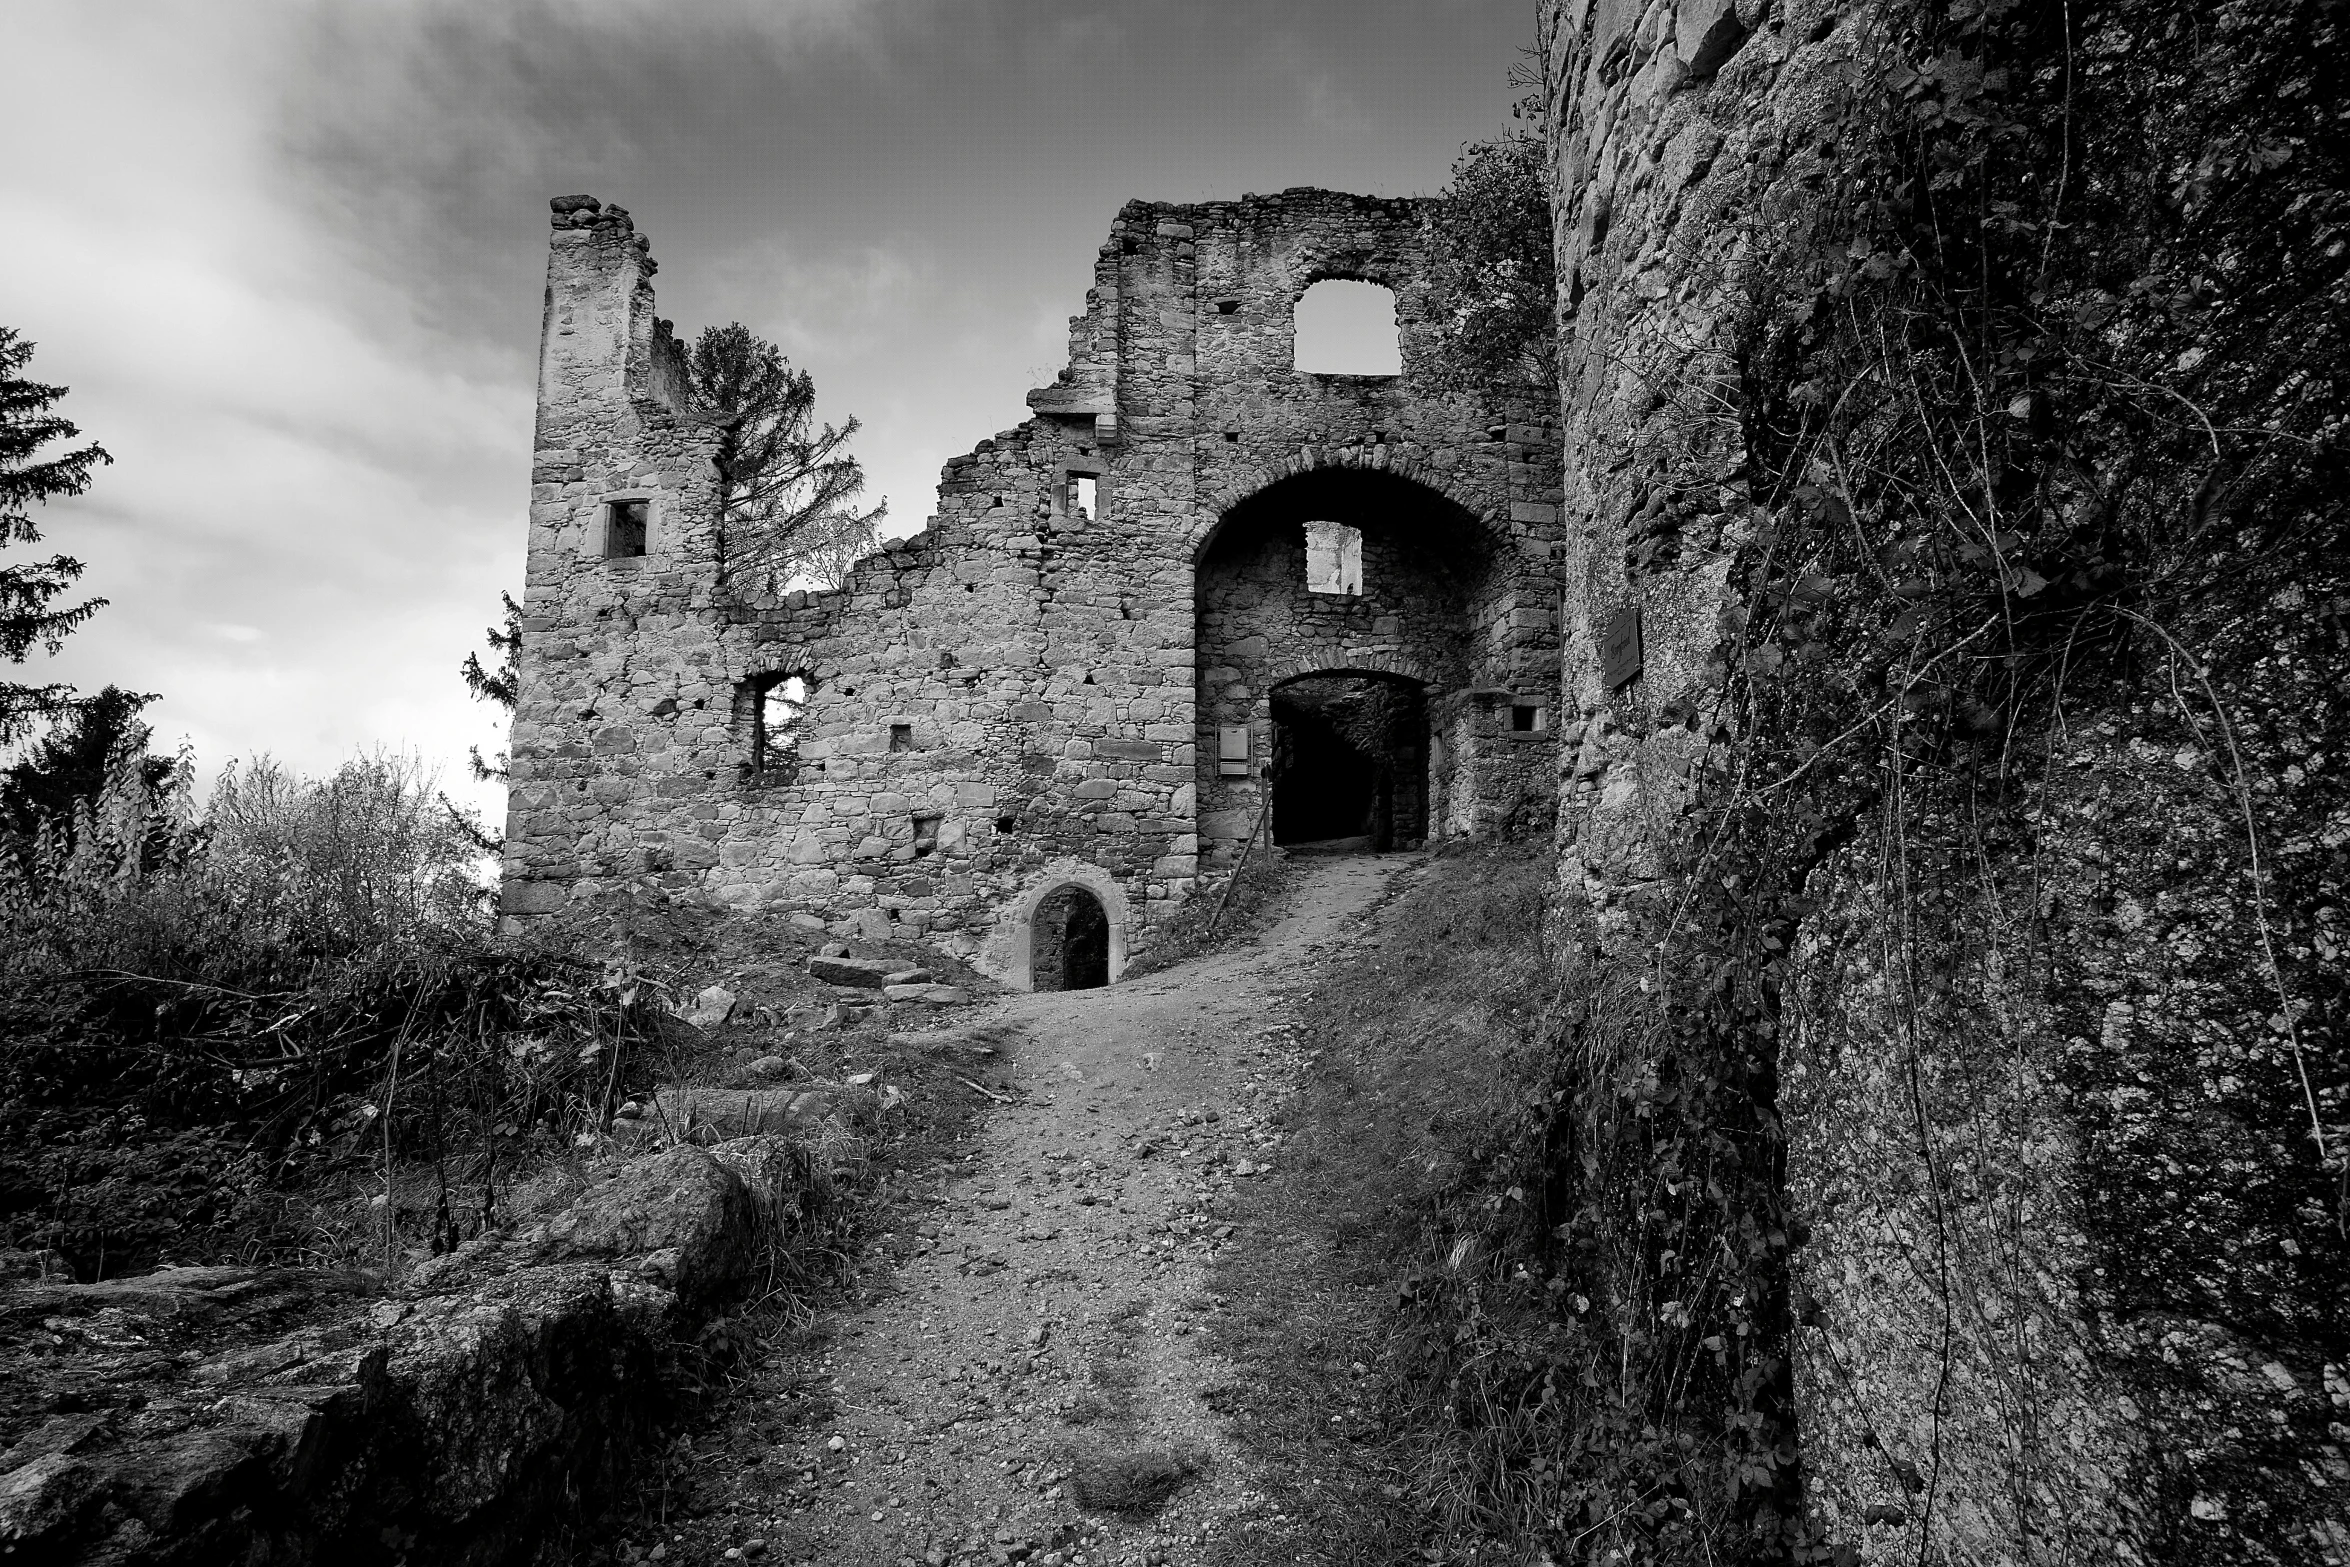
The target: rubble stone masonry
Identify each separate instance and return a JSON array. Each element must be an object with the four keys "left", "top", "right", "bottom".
[{"left": 502, "top": 191, "right": 1562, "bottom": 987}]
